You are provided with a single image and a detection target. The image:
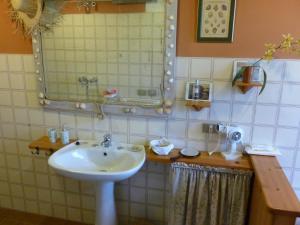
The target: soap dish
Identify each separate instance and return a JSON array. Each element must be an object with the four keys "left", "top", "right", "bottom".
[
  {"left": 130, "top": 145, "right": 144, "bottom": 152},
  {"left": 150, "top": 139, "right": 174, "bottom": 156},
  {"left": 117, "top": 144, "right": 144, "bottom": 152},
  {"left": 180, "top": 148, "right": 200, "bottom": 157},
  {"left": 245, "top": 145, "right": 281, "bottom": 156}
]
